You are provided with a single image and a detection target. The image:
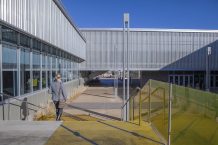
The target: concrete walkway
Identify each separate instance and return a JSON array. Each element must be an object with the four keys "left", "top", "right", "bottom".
[
  {"left": 65, "top": 87, "right": 123, "bottom": 120},
  {"left": 0, "top": 121, "right": 61, "bottom": 145}
]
